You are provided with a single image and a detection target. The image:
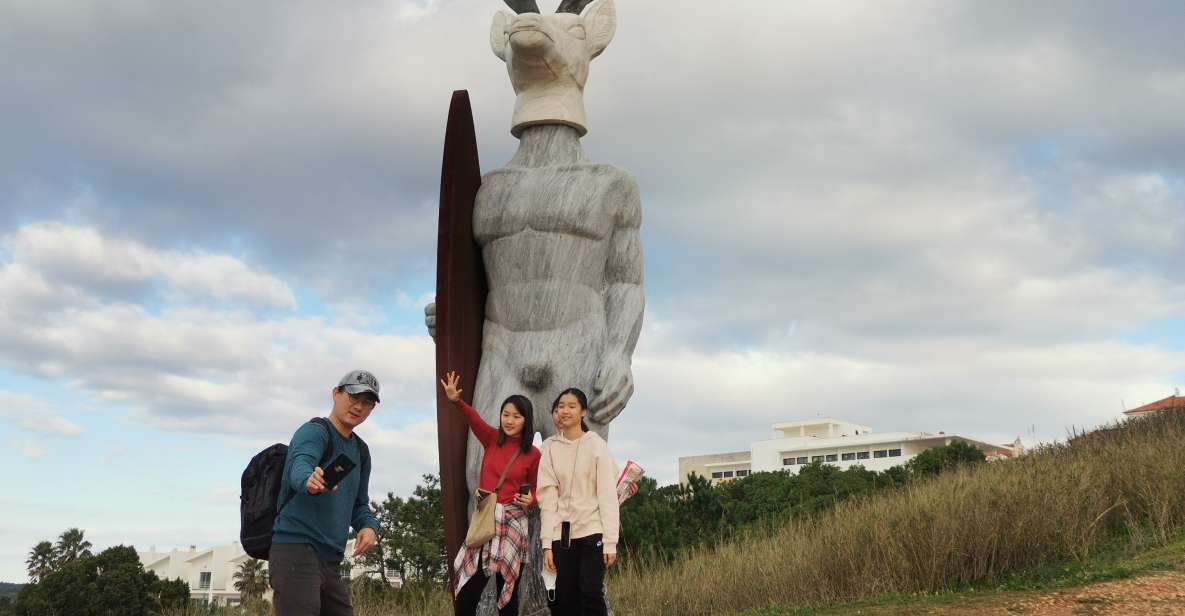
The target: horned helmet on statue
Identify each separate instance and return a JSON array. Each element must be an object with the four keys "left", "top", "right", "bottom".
[{"left": 491, "top": 0, "right": 616, "bottom": 137}]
